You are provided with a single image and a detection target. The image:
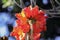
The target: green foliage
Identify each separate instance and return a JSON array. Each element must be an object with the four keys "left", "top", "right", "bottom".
[
  {"left": 2, "top": 0, "right": 14, "bottom": 8},
  {"left": 2, "top": 0, "right": 8, "bottom": 4}
]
